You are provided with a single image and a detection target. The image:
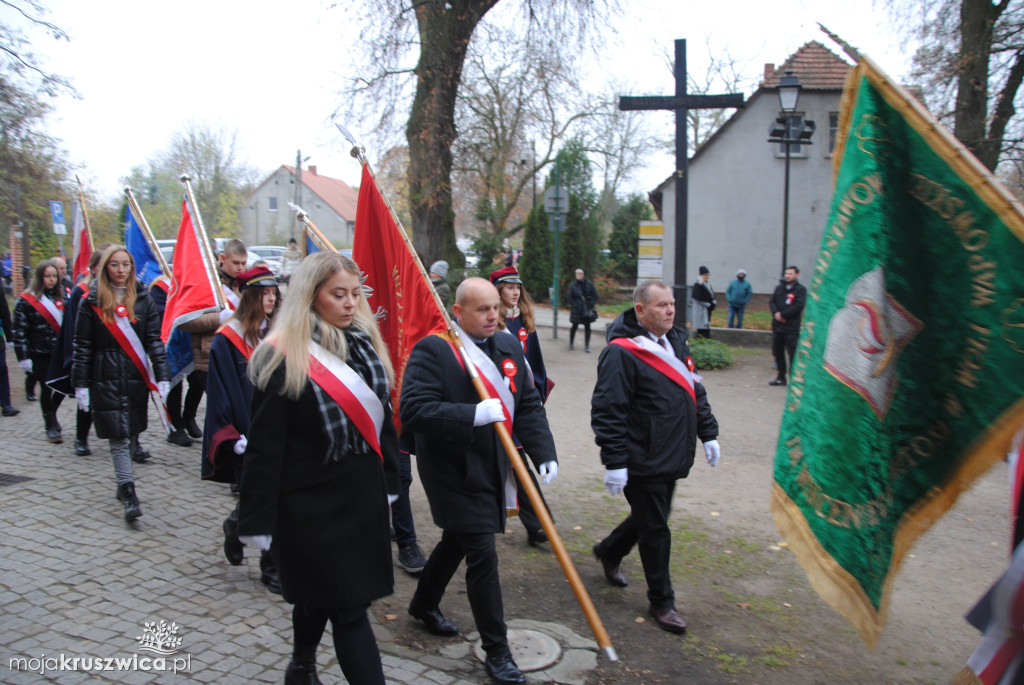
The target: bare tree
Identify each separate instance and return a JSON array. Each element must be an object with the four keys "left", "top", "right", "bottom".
[
  {"left": 335, "top": 0, "right": 619, "bottom": 268},
  {"left": 0, "top": 0, "right": 72, "bottom": 96},
  {"left": 889, "top": 0, "right": 1024, "bottom": 171}
]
